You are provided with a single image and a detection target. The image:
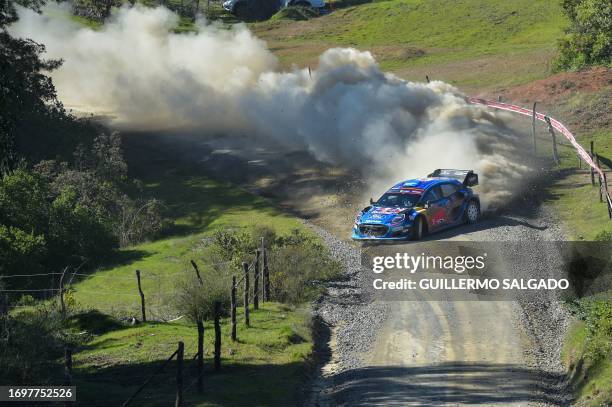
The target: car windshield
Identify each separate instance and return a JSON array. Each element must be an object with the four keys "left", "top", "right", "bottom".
[{"left": 375, "top": 193, "right": 421, "bottom": 208}]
